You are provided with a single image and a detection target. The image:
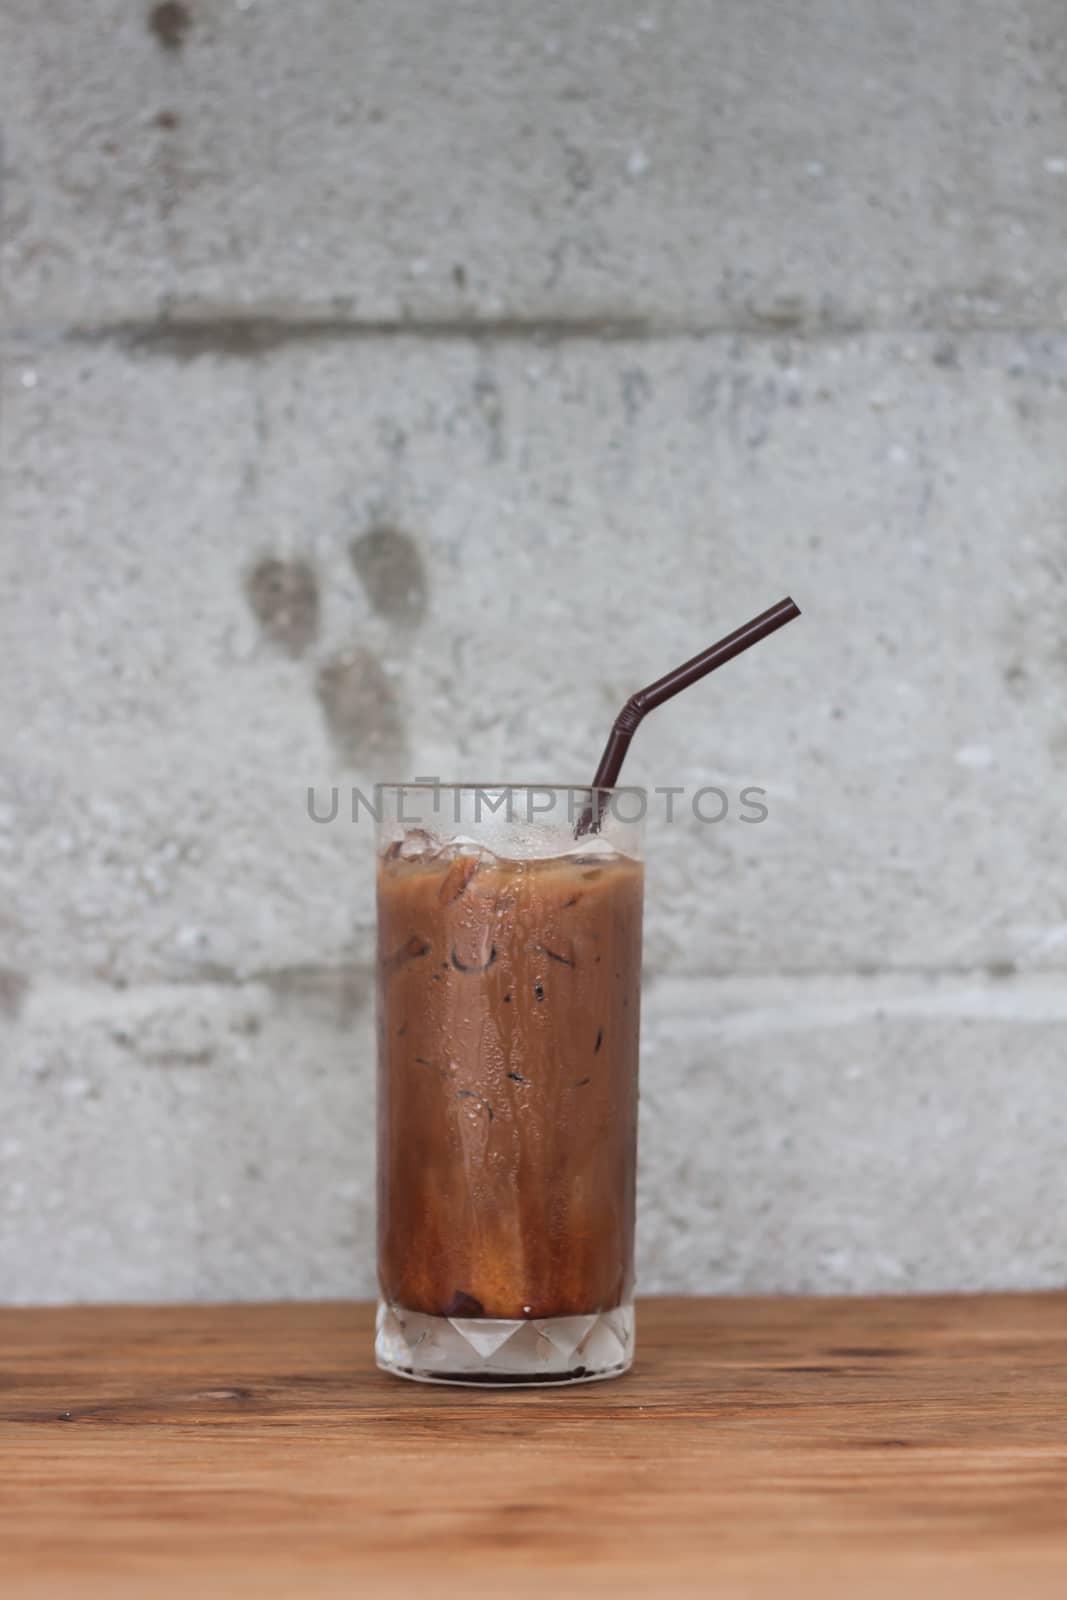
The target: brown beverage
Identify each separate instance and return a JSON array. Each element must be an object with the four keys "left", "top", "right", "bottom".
[{"left": 377, "top": 841, "right": 643, "bottom": 1326}]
